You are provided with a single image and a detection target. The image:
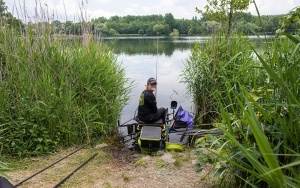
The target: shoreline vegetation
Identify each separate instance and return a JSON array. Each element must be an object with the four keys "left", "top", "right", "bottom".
[
  {"left": 1, "top": 0, "right": 131, "bottom": 178},
  {"left": 181, "top": 6, "right": 300, "bottom": 187},
  {"left": 0, "top": 23, "right": 131, "bottom": 156},
  {"left": 1, "top": 0, "right": 300, "bottom": 187}
]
